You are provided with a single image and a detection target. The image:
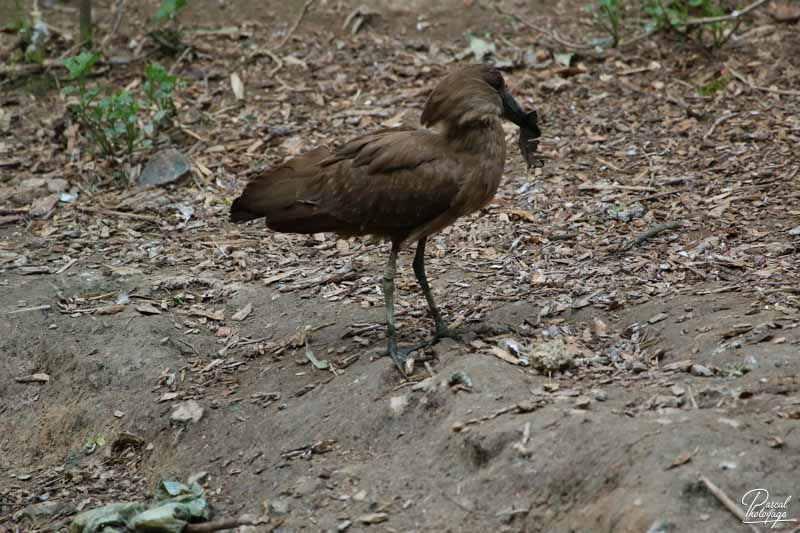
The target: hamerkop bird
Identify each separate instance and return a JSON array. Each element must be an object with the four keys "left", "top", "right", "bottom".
[{"left": 231, "top": 64, "right": 541, "bottom": 373}]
